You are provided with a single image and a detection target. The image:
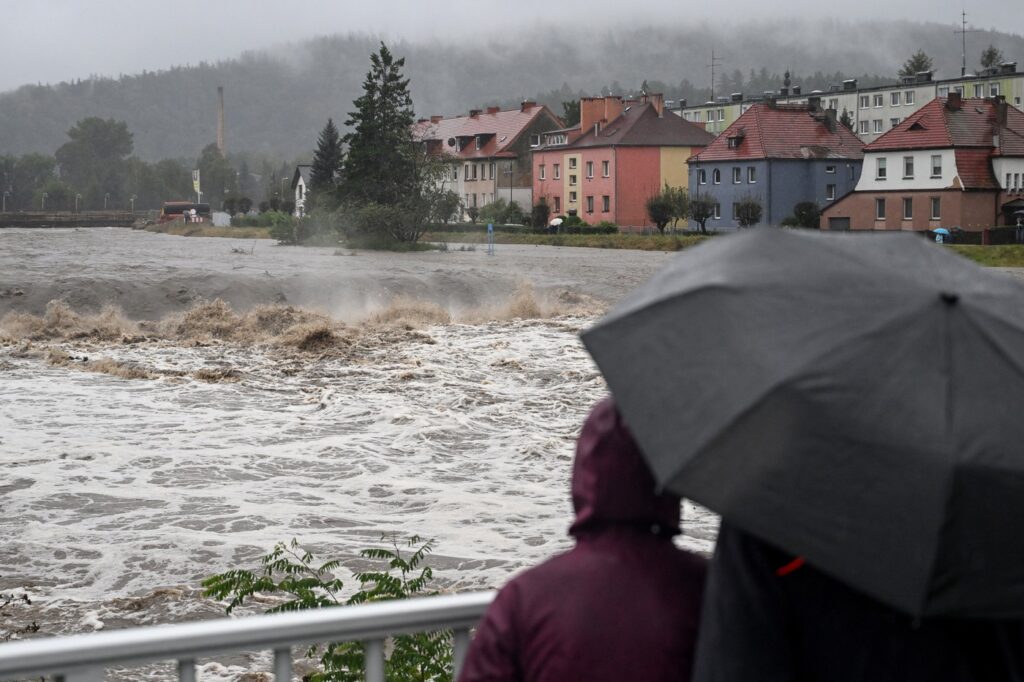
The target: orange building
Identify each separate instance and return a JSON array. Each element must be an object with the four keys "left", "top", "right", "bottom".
[{"left": 532, "top": 94, "right": 714, "bottom": 228}]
